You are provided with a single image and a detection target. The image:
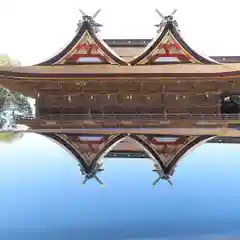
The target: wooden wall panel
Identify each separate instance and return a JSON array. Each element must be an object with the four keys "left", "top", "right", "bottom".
[{"left": 189, "top": 105, "right": 220, "bottom": 114}]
